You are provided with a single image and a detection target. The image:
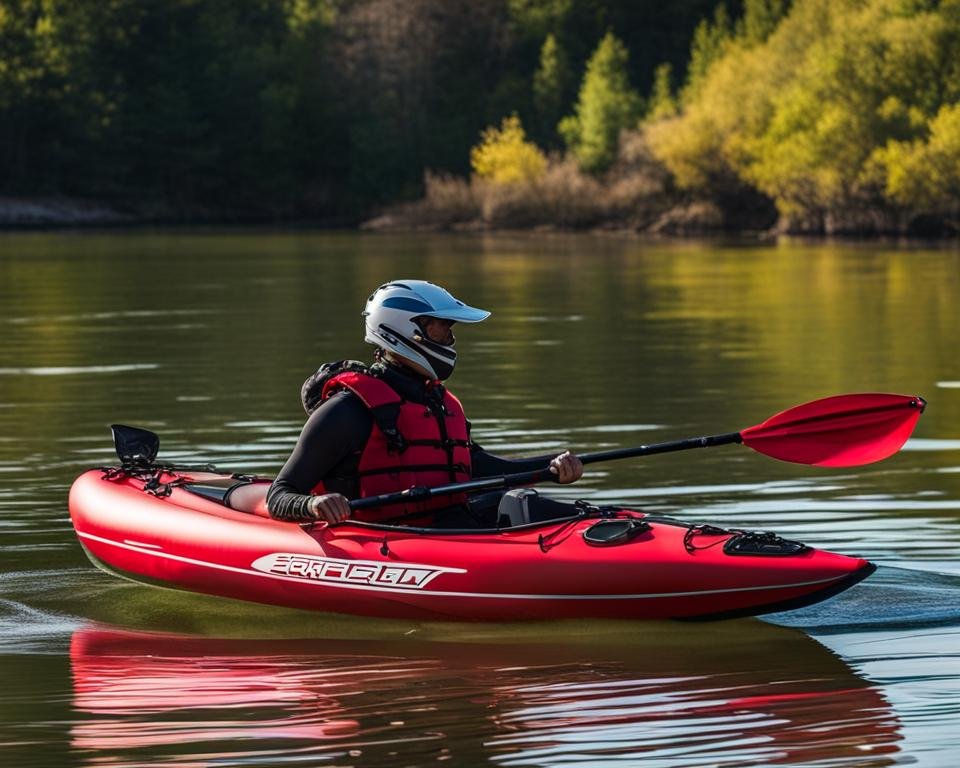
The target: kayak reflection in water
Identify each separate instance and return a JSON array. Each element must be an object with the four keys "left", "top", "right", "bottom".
[
  {"left": 264, "top": 280, "right": 583, "bottom": 527},
  {"left": 67, "top": 624, "right": 900, "bottom": 767}
]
